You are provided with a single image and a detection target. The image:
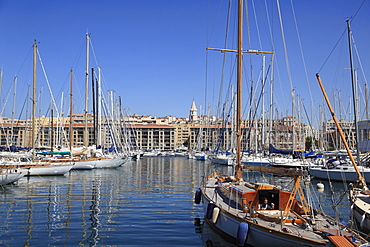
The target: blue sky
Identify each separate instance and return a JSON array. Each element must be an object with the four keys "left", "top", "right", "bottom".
[{"left": 0, "top": 0, "right": 369, "bottom": 125}]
